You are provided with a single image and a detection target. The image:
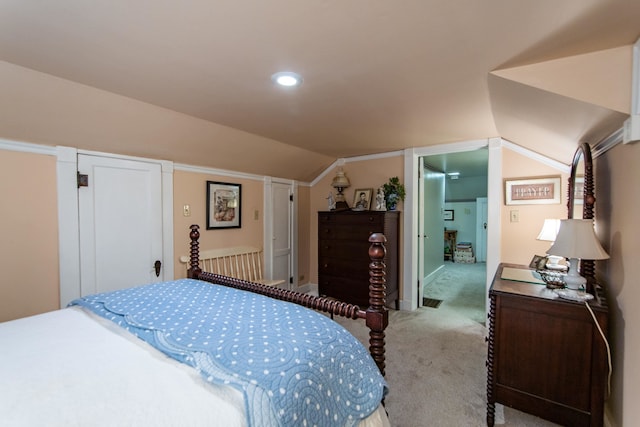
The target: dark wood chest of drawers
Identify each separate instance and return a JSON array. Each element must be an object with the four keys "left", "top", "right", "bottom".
[
  {"left": 486, "top": 264, "right": 609, "bottom": 427},
  {"left": 318, "top": 210, "right": 399, "bottom": 308}
]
